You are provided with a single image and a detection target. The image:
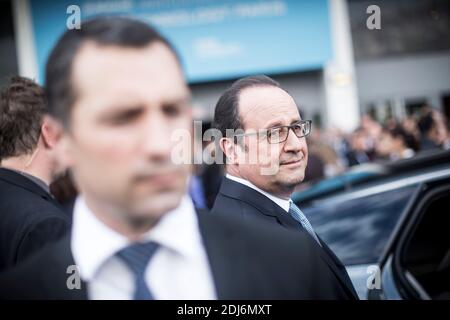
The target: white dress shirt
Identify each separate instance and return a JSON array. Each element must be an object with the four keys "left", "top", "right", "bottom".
[
  {"left": 226, "top": 174, "right": 292, "bottom": 212},
  {"left": 71, "top": 195, "right": 217, "bottom": 300},
  {"left": 226, "top": 174, "right": 322, "bottom": 246}
]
